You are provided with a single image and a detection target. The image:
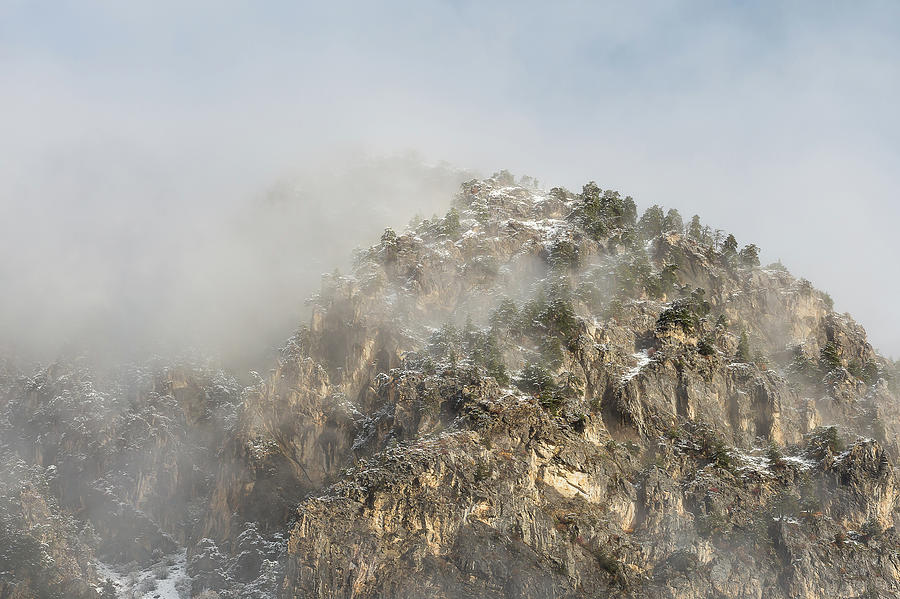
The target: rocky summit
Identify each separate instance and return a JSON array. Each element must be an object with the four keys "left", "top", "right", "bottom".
[{"left": 2, "top": 171, "right": 900, "bottom": 598}]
